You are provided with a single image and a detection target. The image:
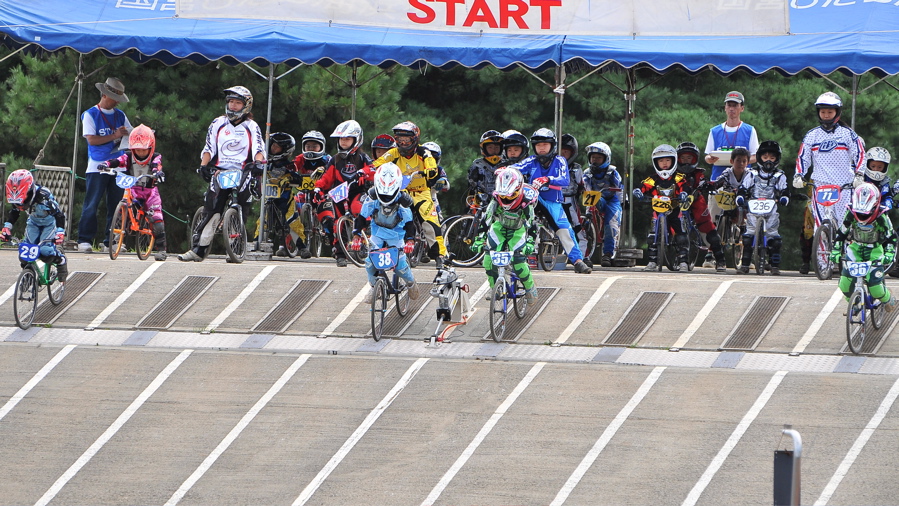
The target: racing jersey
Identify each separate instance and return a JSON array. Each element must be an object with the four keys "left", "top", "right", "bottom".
[
  {"left": 468, "top": 157, "right": 502, "bottom": 194},
  {"left": 7, "top": 186, "right": 66, "bottom": 228},
  {"left": 372, "top": 146, "right": 438, "bottom": 192},
  {"left": 796, "top": 124, "right": 865, "bottom": 185},
  {"left": 201, "top": 116, "right": 265, "bottom": 170},
  {"left": 739, "top": 169, "right": 788, "bottom": 200},
  {"left": 510, "top": 155, "right": 570, "bottom": 203},
  {"left": 584, "top": 166, "right": 623, "bottom": 205}
]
